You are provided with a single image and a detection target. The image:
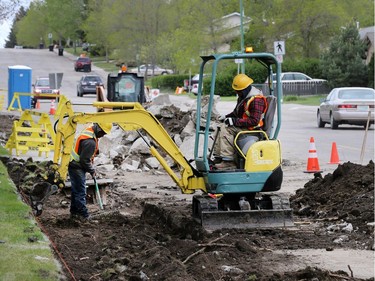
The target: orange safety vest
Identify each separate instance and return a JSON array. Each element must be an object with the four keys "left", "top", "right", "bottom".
[
  {"left": 242, "top": 95, "right": 268, "bottom": 130},
  {"left": 70, "top": 126, "right": 98, "bottom": 162}
]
